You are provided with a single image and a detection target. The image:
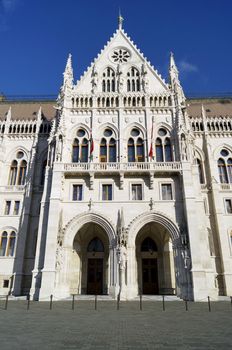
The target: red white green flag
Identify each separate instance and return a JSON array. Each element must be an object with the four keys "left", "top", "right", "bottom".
[
  {"left": 89, "top": 131, "right": 94, "bottom": 161},
  {"left": 149, "top": 123, "right": 154, "bottom": 159}
]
